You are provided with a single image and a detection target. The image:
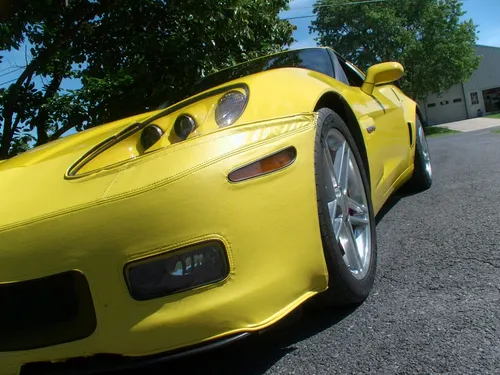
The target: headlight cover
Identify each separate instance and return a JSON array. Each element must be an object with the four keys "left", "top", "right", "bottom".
[
  {"left": 140, "top": 124, "right": 164, "bottom": 150},
  {"left": 125, "top": 241, "right": 229, "bottom": 301},
  {"left": 173, "top": 114, "right": 196, "bottom": 140},
  {"left": 215, "top": 90, "right": 248, "bottom": 127}
]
